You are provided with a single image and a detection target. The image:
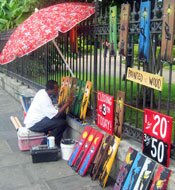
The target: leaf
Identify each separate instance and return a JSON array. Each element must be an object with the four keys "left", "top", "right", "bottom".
[
  {"left": 14, "top": 13, "right": 23, "bottom": 24},
  {"left": 0, "top": 0, "right": 38, "bottom": 31},
  {"left": 0, "top": 18, "right": 8, "bottom": 24},
  {"left": 0, "top": 0, "right": 8, "bottom": 9}
]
